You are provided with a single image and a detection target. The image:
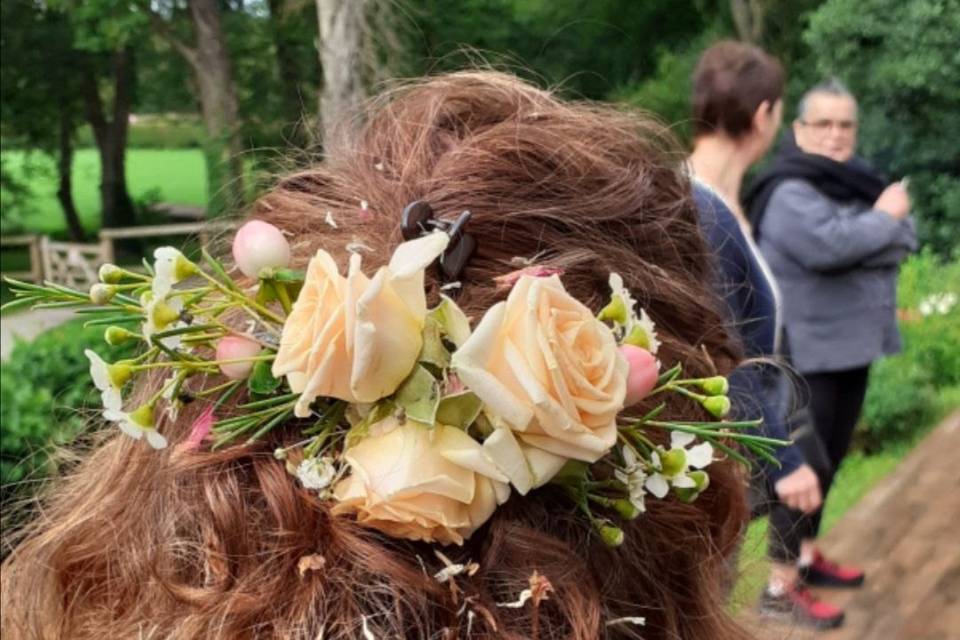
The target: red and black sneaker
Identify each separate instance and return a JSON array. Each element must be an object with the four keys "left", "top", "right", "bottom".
[
  {"left": 759, "top": 583, "right": 845, "bottom": 630},
  {"left": 800, "top": 550, "right": 865, "bottom": 588}
]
